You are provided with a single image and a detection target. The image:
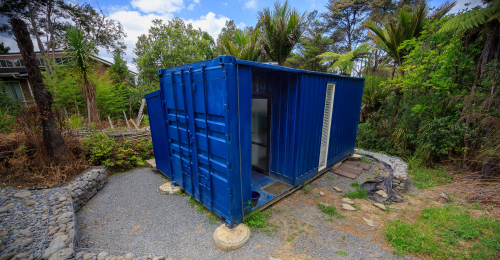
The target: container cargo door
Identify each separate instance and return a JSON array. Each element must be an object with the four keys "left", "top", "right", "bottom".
[
  {"left": 318, "top": 83, "right": 336, "bottom": 171},
  {"left": 161, "top": 70, "right": 196, "bottom": 196},
  {"left": 160, "top": 65, "right": 230, "bottom": 215}
]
